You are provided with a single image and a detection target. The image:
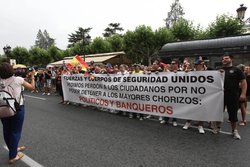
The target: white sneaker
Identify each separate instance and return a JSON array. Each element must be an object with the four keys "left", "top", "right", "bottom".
[
  {"left": 159, "top": 116, "right": 163, "bottom": 121},
  {"left": 146, "top": 115, "right": 151, "bottom": 119},
  {"left": 198, "top": 126, "right": 205, "bottom": 134},
  {"left": 173, "top": 121, "right": 178, "bottom": 127},
  {"left": 139, "top": 117, "right": 143, "bottom": 121},
  {"left": 42, "top": 92, "right": 46, "bottom": 95},
  {"left": 47, "top": 93, "right": 50, "bottom": 95},
  {"left": 160, "top": 120, "right": 166, "bottom": 124},
  {"left": 129, "top": 114, "right": 133, "bottom": 119},
  {"left": 233, "top": 130, "right": 241, "bottom": 140},
  {"left": 183, "top": 122, "right": 190, "bottom": 130}
]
